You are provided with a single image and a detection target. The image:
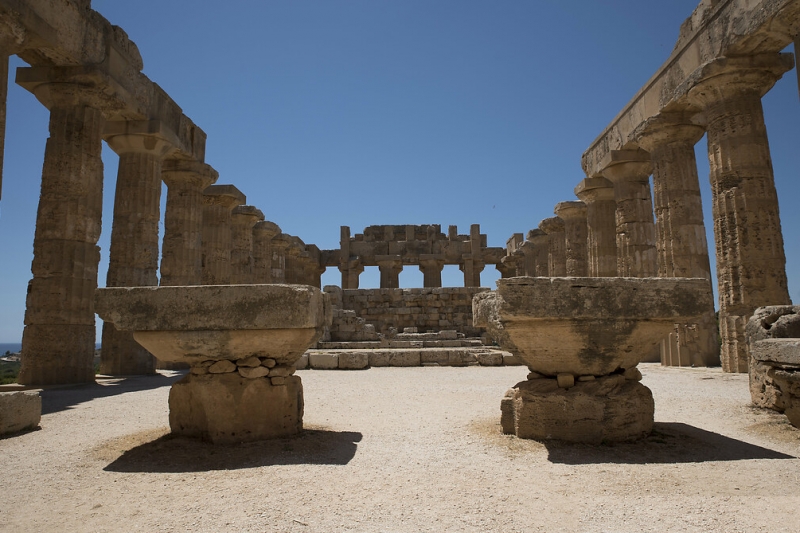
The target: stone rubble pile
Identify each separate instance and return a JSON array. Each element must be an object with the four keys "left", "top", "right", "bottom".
[{"left": 189, "top": 356, "right": 296, "bottom": 387}]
